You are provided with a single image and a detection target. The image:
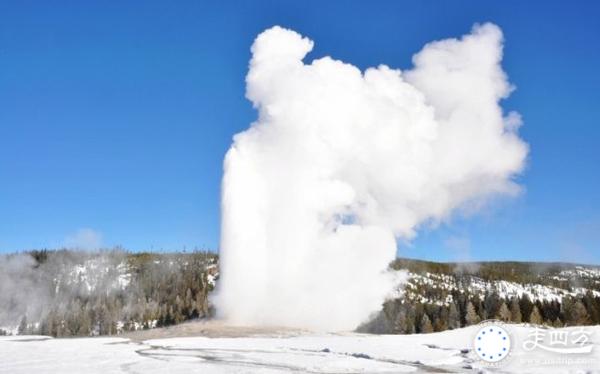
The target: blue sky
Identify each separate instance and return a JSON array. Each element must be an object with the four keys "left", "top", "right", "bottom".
[{"left": 1, "top": 1, "right": 599, "bottom": 263}]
